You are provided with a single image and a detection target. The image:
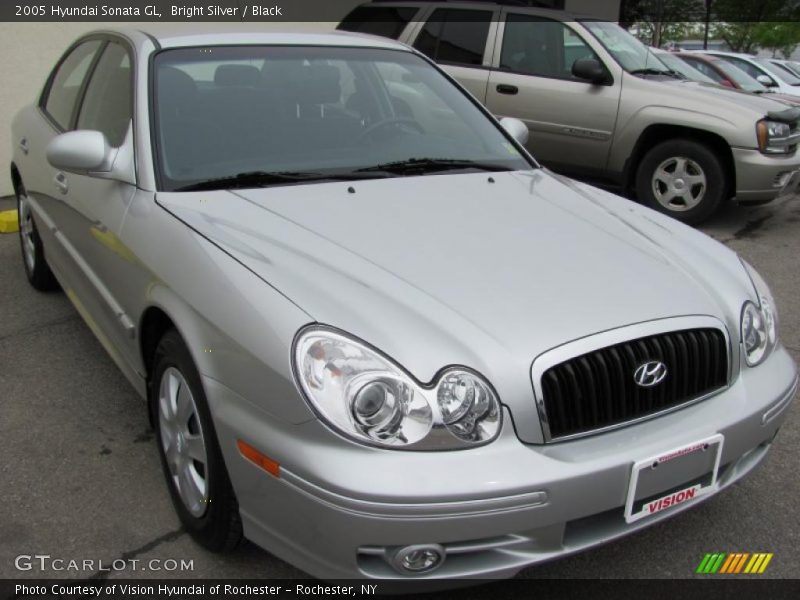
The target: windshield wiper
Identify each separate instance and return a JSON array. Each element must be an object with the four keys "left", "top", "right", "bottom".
[
  {"left": 630, "top": 67, "right": 680, "bottom": 78},
  {"left": 174, "top": 170, "right": 384, "bottom": 192},
  {"left": 355, "top": 158, "right": 511, "bottom": 176}
]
